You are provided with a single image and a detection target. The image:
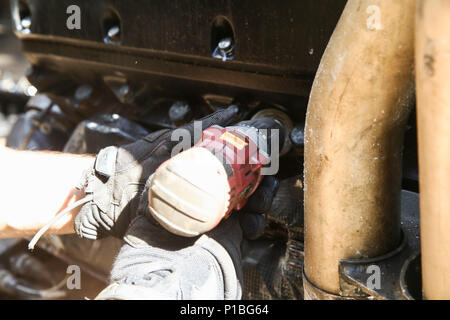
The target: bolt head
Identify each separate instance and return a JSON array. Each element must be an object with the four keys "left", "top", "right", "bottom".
[
  {"left": 218, "top": 38, "right": 232, "bottom": 50},
  {"left": 21, "top": 16, "right": 31, "bottom": 29},
  {"left": 169, "top": 101, "right": 191, "bottom": 123},
  {"left": 107, "top": 25, "right": 121, "bottom": 42},
  {"left": 75, "top": 85, "right": 93, "bottom": 101}
]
